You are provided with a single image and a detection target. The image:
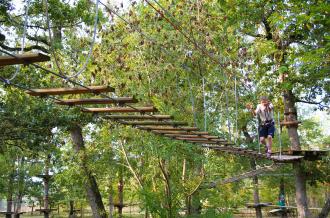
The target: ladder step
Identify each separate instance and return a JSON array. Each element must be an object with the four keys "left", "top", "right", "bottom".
[
  {"left": 118, "top": 120, "right": 188, "bottom": 126},
  {"left": 82, "top": 106, "right": 156, "bottom": 113},
  {"left": 26, "top": 86, "right": 115, "bottom": 96},
  {"left": 0, "top": 53, "right": 50, "bottom": 66},
  {"left": 104, "top": 115, "right": 172, "bottom": 120},
  {"left": 55, "top": 97, "right": 137, "bottom": 105},
  {"left": 138, "top": 126, "right": 198, "bottom": 131},
  {"left": 152, "top": 130, "right": 209, "bottom": 135}
]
